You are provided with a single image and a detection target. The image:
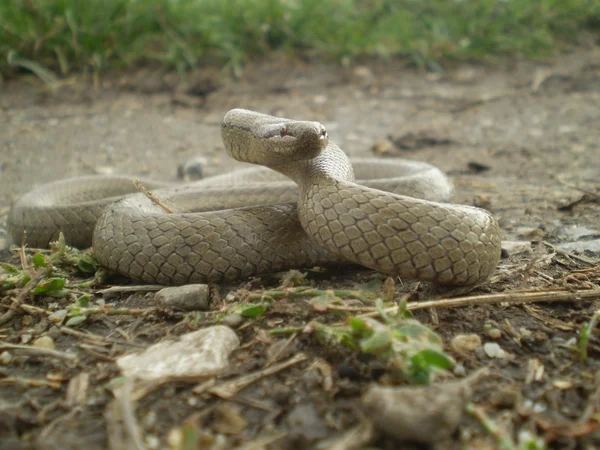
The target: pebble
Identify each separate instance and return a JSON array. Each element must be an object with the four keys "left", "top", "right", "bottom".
[
  {"left": 0, "top": 351, "right": 13, "bottom": 365},
  {"left": 49, "top": 310, "right": 68, "bottom": 324},
  {"left": 155, "top": 284, "right": 210, "bottom": 311},
  {"left": 361, "top": 380, "right": 472, "bottom": 444},
  {"left": 117, "top": 325, "right": 239, "bottom": 381},
  {"left": 453, "top": 363, "right": 467, "bottom": 377},
  {"left": 487, "top": 328, "right": 502, "bottom": 339},
  {"left": 450, "top": 334, "right": 482, "bottom": 353},
  {"left": 221, "top": 313, "right": 243, "bottom": 328},
  {"left": 285, "top": 403, "right": 329, "bottom": 447},
  {"left": 501, "top": 240, "right": 532, "bottom": 257},
  {"left": 33, "top": 336, "right": 55, "bottom": 350},
  {"left": 483, "top": 342, "right": 508, "bottom": 359}
]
